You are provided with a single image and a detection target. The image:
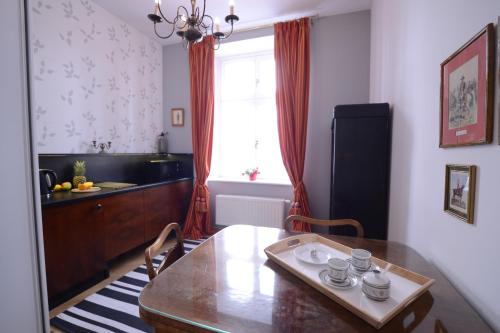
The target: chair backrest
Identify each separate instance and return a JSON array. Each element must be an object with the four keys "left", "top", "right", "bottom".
[
  {"left": 284, "top": 215, "right": 365, "bottom": 238},
  {"left": 145, "top": 223, "right": 185, "bottom": 281}
]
